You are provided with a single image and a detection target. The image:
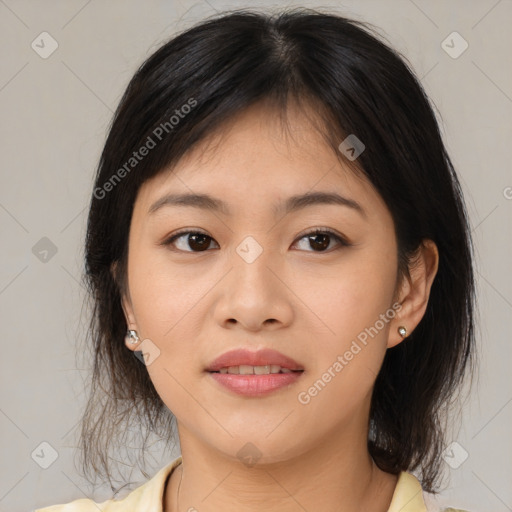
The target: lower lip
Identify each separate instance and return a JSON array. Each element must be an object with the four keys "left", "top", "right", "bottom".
[{"left": 208, "top": 371, "right": 304, "bottom": 396}]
